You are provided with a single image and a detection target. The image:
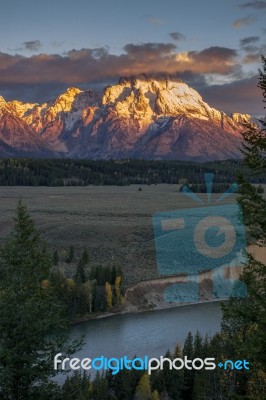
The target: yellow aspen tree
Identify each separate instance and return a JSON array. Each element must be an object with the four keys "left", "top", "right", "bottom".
[
  {"left": 115, "top": 275, "right": 122, "bottom": 303},
  {"left": 135, "top": 373, "right": 152, "bottom": 400},
  {"left": 105, "top": 281, "right": 112, "bottom": 309}
]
